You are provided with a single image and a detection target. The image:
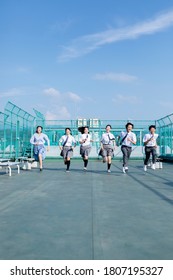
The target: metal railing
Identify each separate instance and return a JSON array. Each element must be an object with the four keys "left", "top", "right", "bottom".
[
  {"left": 156, "top": 113, "right": 173, "bottom": 158},
  {"left": 0, "top": 101, "right": 172, "bottom": 159}
]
